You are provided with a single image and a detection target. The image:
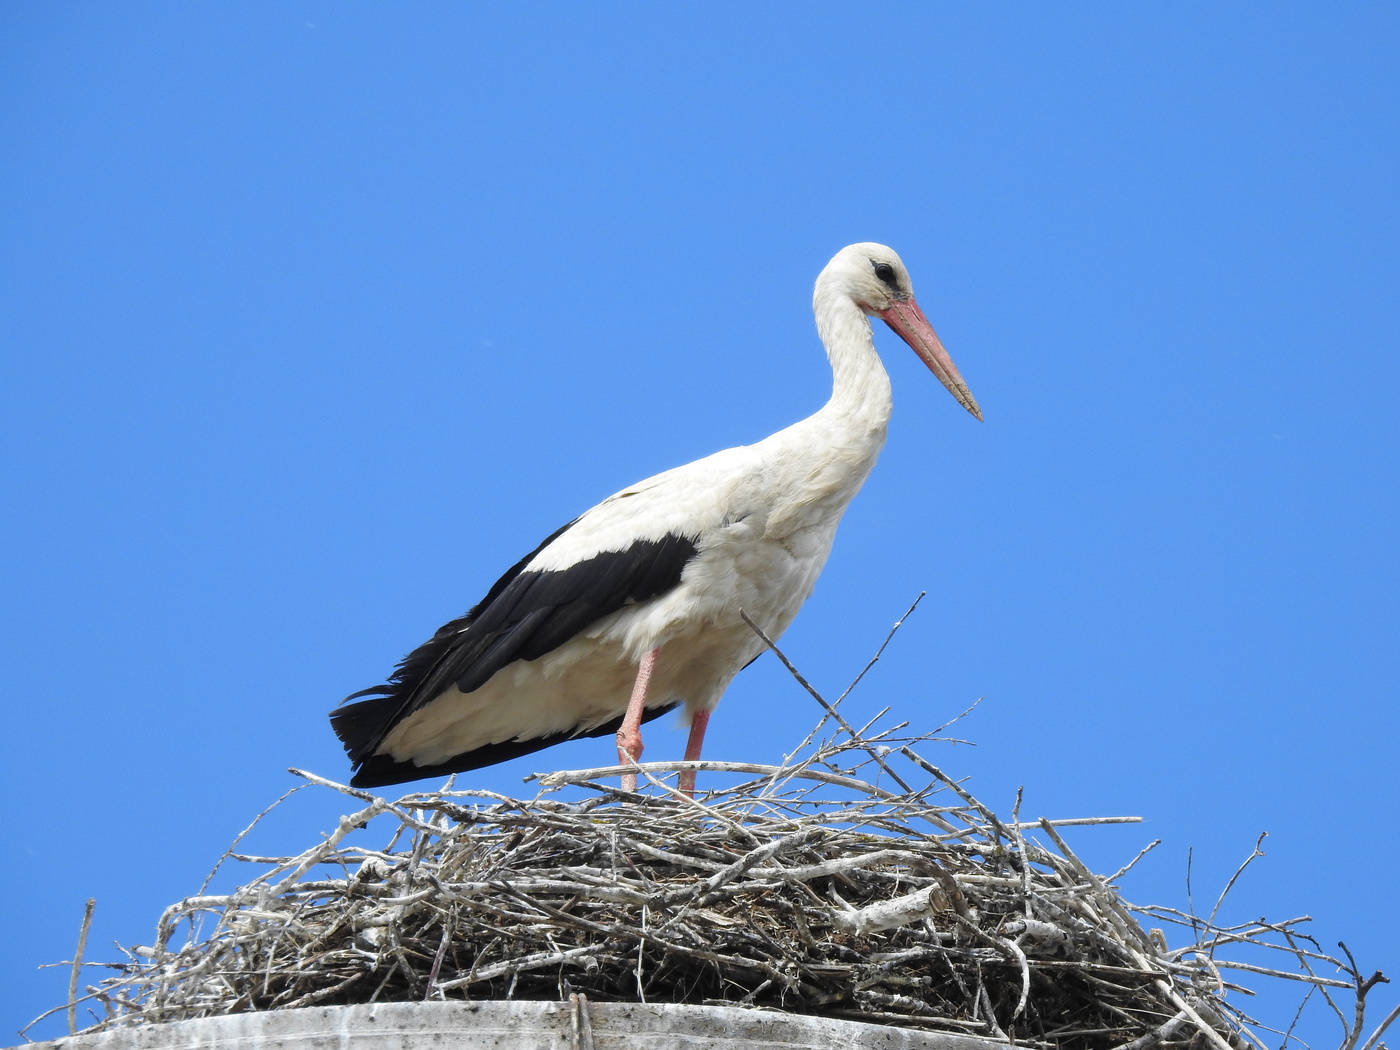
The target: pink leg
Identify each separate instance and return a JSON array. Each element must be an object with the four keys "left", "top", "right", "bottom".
[
  {"left": 678, "top": 707, "right": 711, "bottom": 797},
  {"left": 617, "top": 647, "right": 659, "bottom": 792}
]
